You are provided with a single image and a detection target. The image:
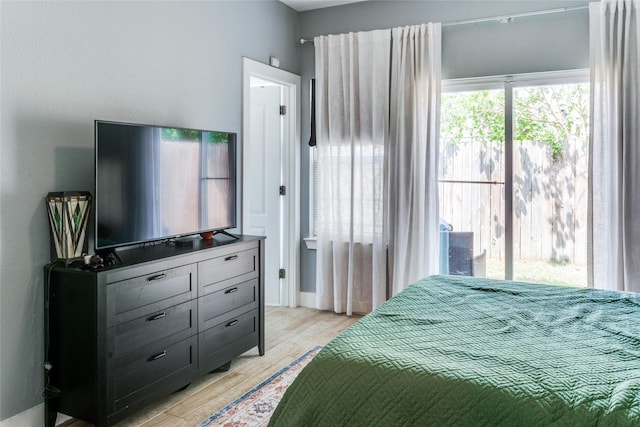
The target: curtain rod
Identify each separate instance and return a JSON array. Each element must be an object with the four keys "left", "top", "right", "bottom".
[
  {"left": 299, "top": 4, "right": 588, "bottom": 45},
  {"left": 442, "top": 5, "right": 588, "bottom": 27}
]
